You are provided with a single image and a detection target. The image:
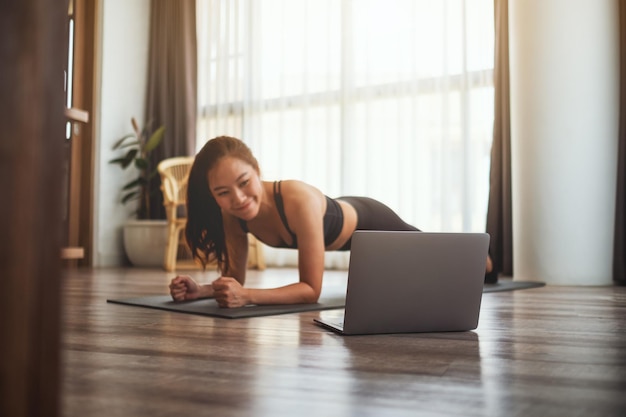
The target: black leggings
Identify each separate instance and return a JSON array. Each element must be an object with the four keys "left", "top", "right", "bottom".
[{"left": 337, "top": 196, "right": 420, "bottom": 250}]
